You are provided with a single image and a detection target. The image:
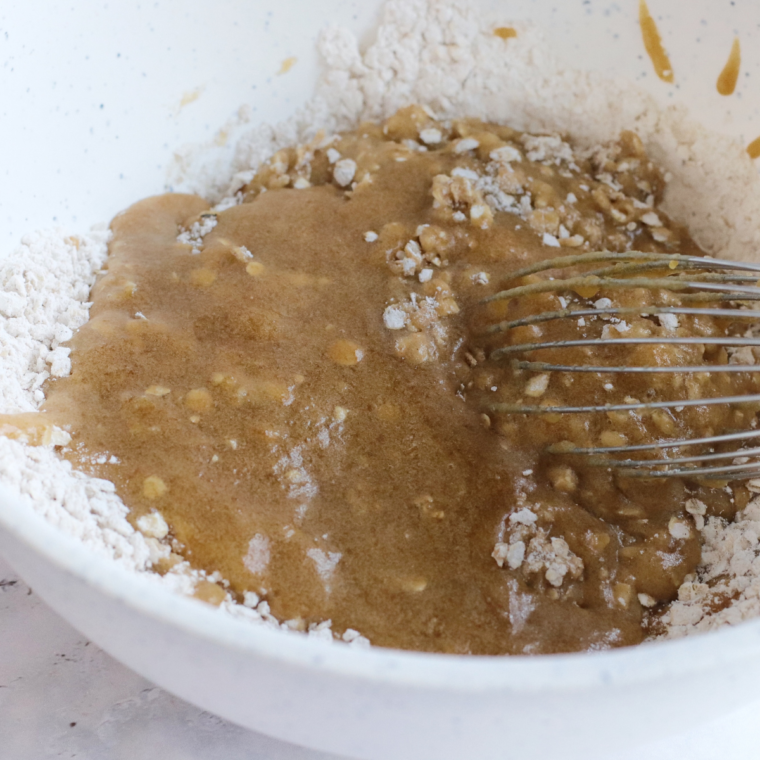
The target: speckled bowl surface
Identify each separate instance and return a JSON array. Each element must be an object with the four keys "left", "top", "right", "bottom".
[{"left": 2, "top": 2, "right": 760, "bottom": 759}]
